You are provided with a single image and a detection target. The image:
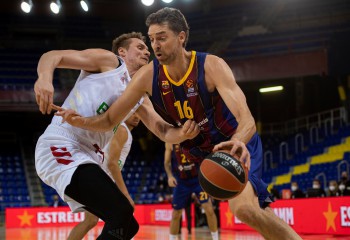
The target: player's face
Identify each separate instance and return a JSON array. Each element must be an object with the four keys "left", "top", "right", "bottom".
[
  {"left": 148, "top": 23, "right": 183, "bottom": 65},
  {"left": 124, "top": 38, "right": 150, "bottom": 70},
  {"left": 125, "top": 114, "right": 140, "bottom": 128}
]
